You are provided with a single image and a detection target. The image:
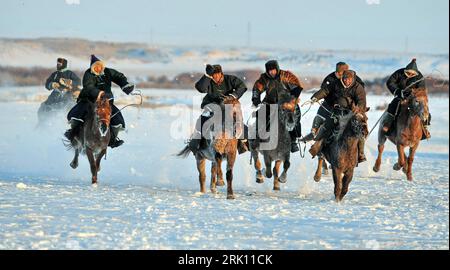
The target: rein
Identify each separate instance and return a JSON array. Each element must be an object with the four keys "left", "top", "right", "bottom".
[{"left": 111, "top": 90, "right": 143, "bottom": 119}]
